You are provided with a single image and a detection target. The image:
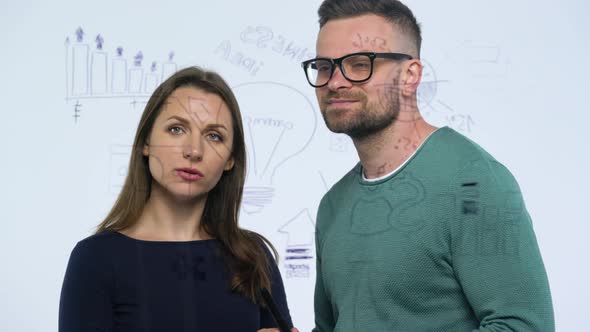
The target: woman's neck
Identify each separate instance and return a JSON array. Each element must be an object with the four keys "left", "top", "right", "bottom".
[{"left": 122, "top": 184, "right": 211, "bottom": 241}]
